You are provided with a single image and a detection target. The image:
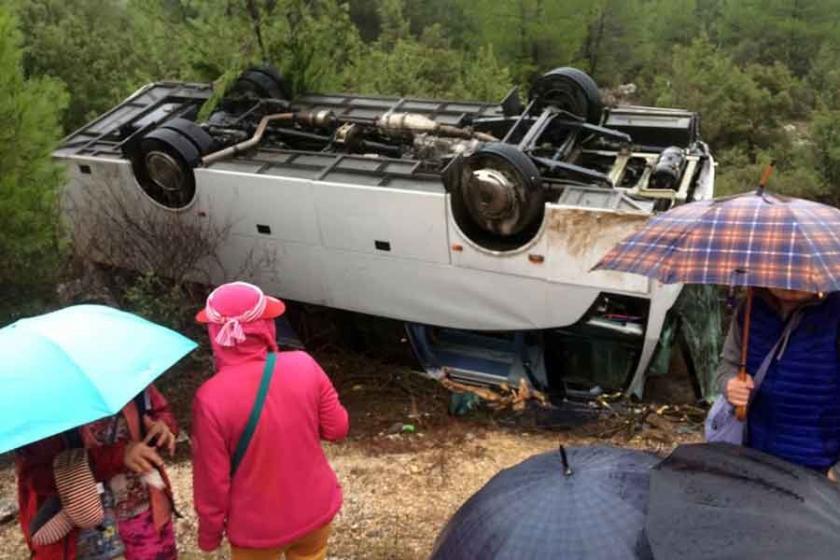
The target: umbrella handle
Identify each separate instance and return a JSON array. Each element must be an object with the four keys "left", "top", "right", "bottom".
[
  {"left": 759, "top": 162, "right": 775, "bottom": 187},
  {"left": 735, "top": 288, "right": 753, "bottom": 422},
  {"left": 756, "top": 161, "right": 775, "bottom": 195}
]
